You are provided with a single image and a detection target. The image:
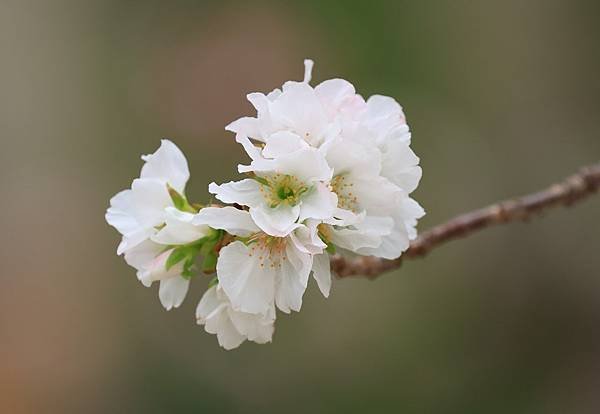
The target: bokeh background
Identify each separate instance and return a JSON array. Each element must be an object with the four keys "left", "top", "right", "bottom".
[{"left": 2, "top": 0, "right": 599, "bottom": 412}]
